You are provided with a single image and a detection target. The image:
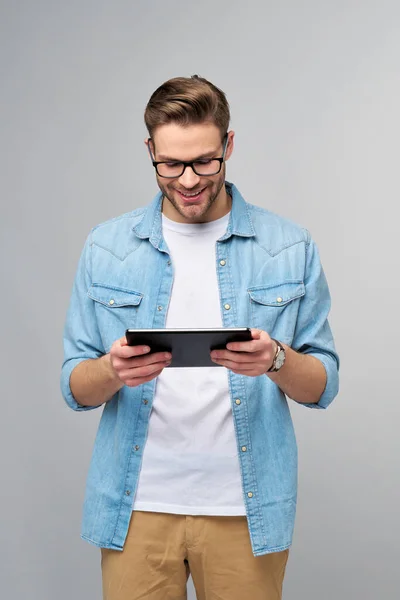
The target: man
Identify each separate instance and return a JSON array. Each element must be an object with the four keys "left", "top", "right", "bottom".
[{"left": 61, "top": 75, "right": 339, "bottom": 600}]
